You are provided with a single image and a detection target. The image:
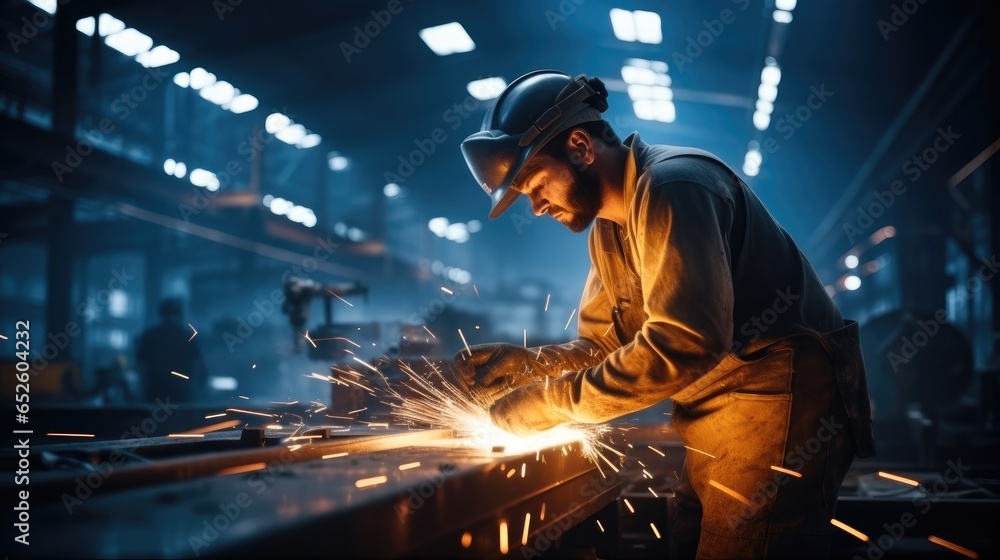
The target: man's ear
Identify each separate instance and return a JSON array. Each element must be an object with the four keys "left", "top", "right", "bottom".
[{"left": 565, "top": 128, "right": 596, "bottom": 167}]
